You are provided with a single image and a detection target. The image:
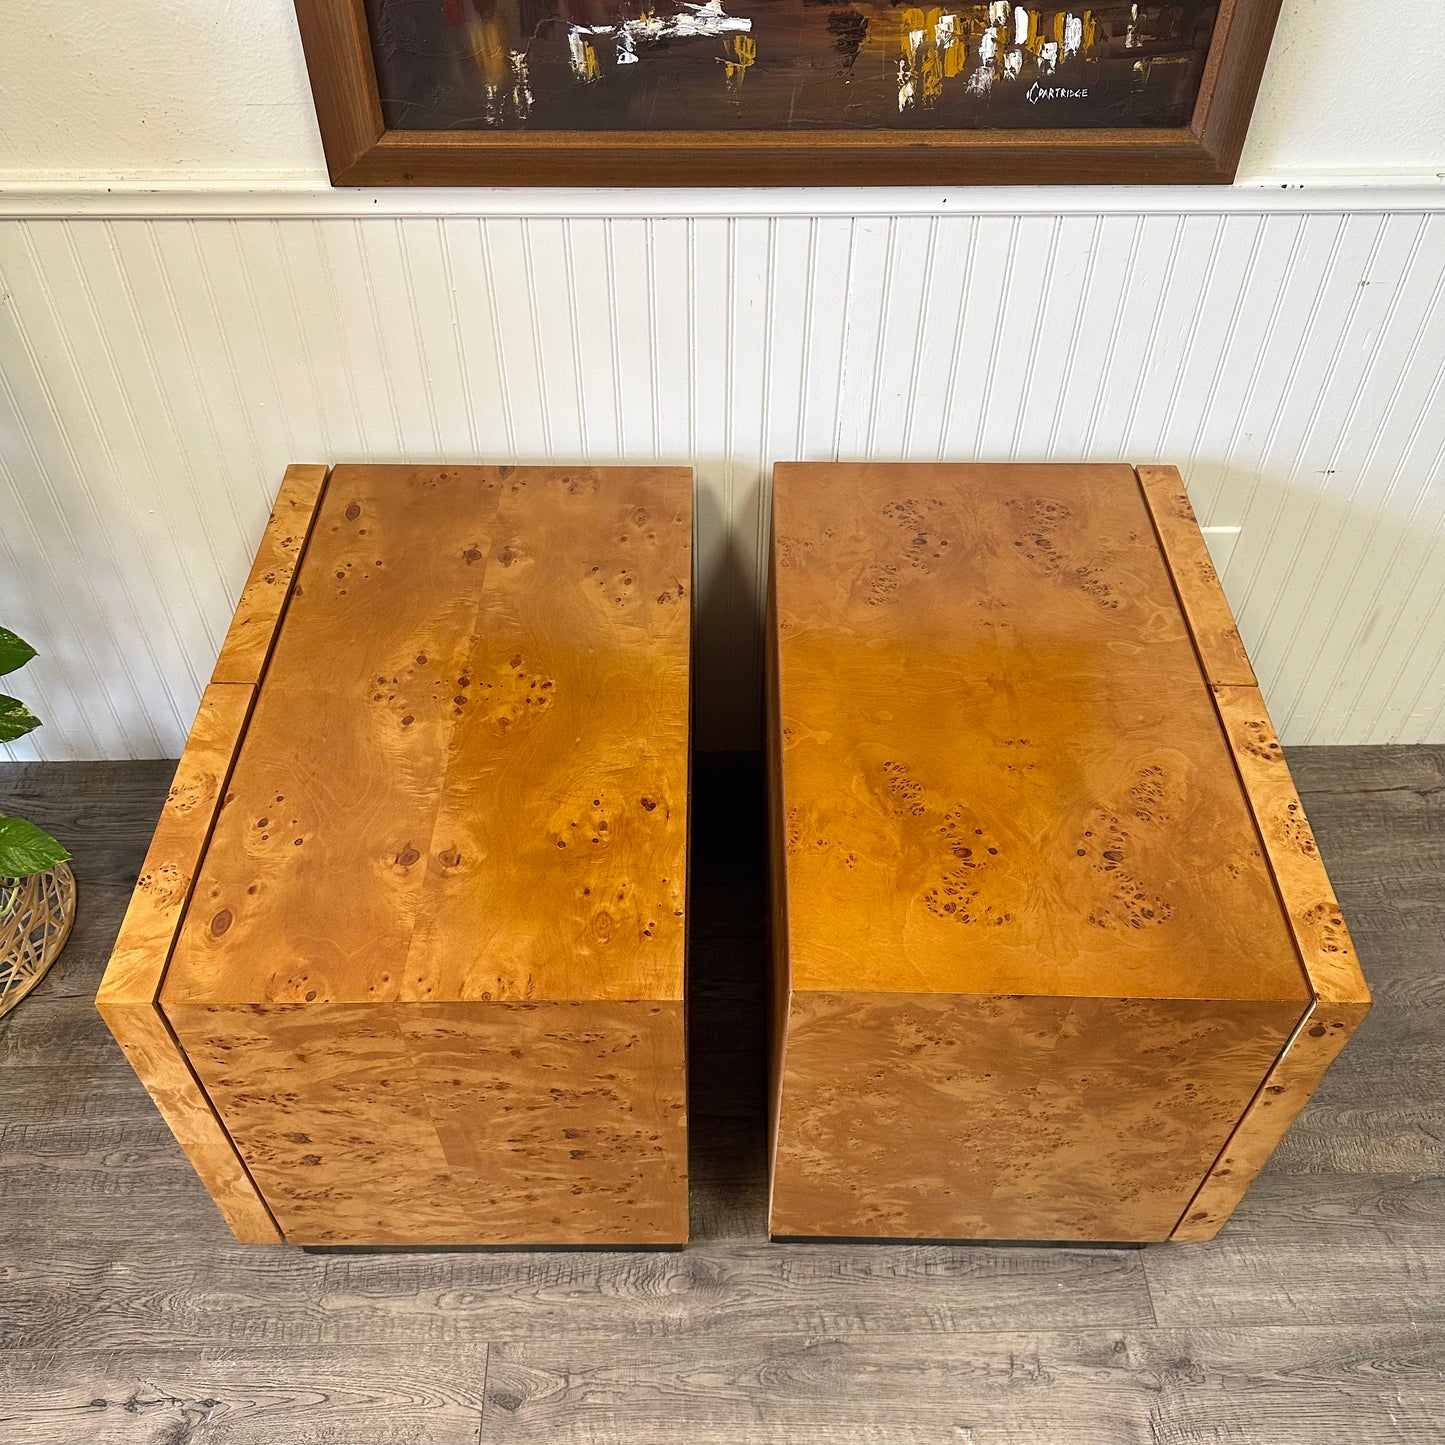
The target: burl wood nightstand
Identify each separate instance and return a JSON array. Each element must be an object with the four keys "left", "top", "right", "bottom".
[
  {"left": 99, "top": 464, "right": 692, "bottom": 1246},
  {"left": 766, "top": 462, "right": 1369, "bottom": 1243}
]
